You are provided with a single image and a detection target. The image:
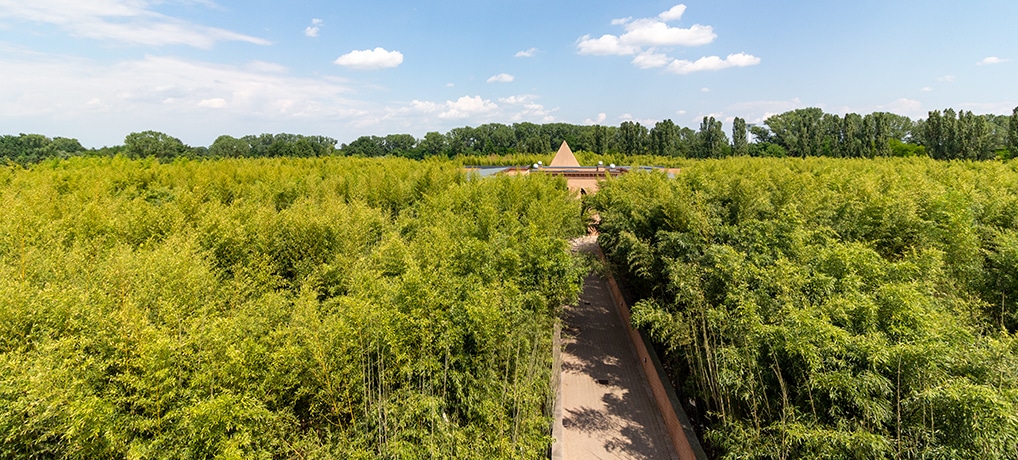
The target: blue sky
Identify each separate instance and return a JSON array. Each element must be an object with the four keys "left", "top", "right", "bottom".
[{"left": 0, "top": 0, "right": 1015, "bottom": 148}]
